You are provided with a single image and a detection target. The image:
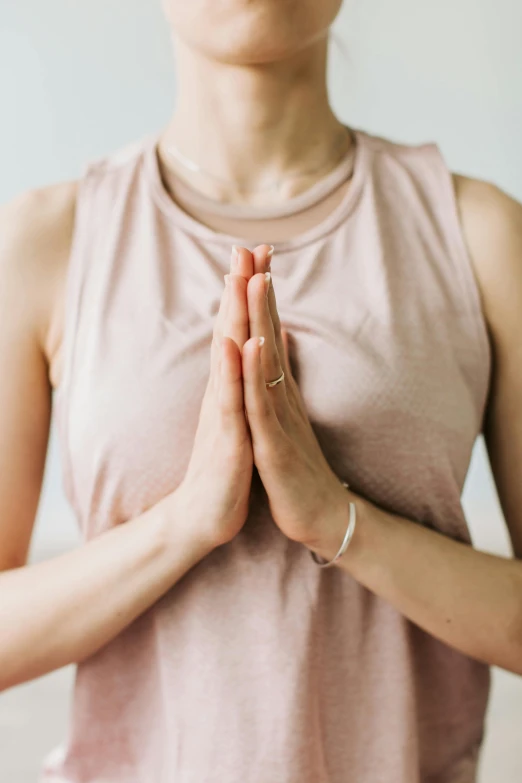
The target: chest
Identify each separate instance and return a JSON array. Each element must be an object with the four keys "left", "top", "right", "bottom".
[{"left": 55, "top": 229, "right": 484, "bottom": 535}]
